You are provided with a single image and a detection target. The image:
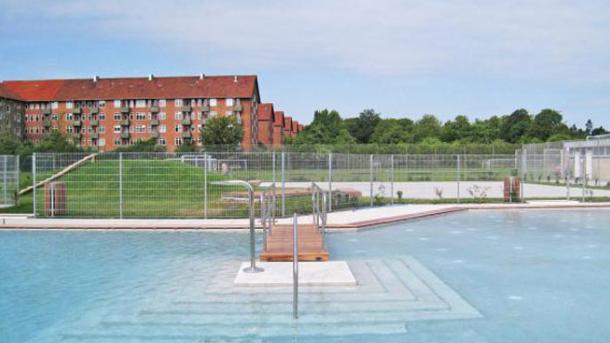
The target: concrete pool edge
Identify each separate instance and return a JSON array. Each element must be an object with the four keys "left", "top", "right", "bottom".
[{"left": 1, "top": 202, "right": 610, "bottom": 231}]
